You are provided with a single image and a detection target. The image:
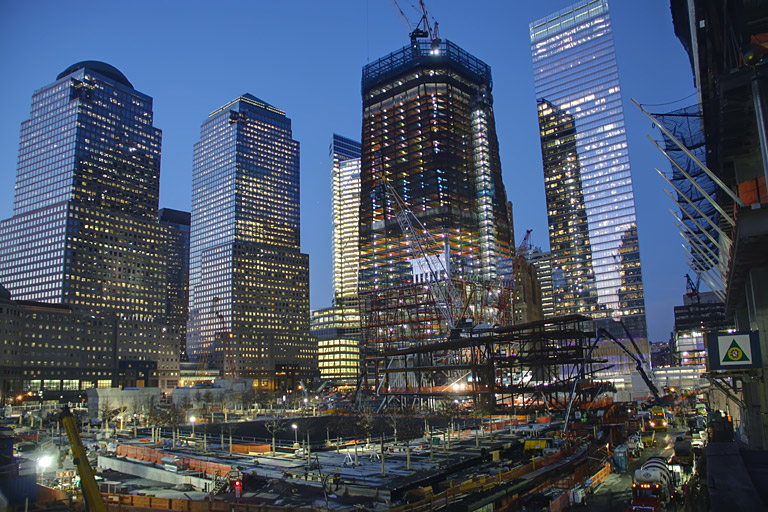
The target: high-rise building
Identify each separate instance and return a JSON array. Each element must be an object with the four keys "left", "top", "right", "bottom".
[
  {"left": 536, "top": 100, "right": 595, "bottom": 317},
  {"left": 0, "top": 61, "right": 178, "bottom": 390},
  {"left": 310, "top": 134, "right": 363, "bottom": 387},
  {"left": 530, "top": 1, "right": 648, "bottom": 352},
  {"left": 330, "top": 134, "right": 362, "bottom": 303},
  {"left": 526, "top": 248, "right": 554, "bottom": 318},
  {"left": 359, "top": 37, "right": 515, "bottom": 349},
  {"left": 159, "top": 208, "right": 191, "bottom": 362},
  {"left": 310, "top": 305, "right": 360, "bottom": 386},
  {"left": 188, "top": 94, "right": 315, "bottom": 391}
]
